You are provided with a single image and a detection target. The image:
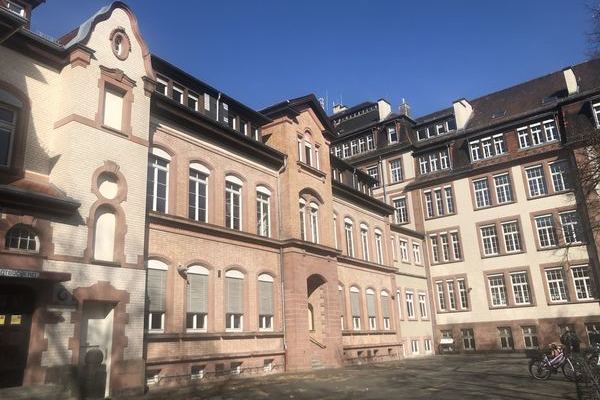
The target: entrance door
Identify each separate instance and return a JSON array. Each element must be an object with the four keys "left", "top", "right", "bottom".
[
  {"left": 79, "top": 301, "right": 114, "bottom": 399},
  {"left": 0, "top": 284, "right": 34, "bottom": 388}
]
